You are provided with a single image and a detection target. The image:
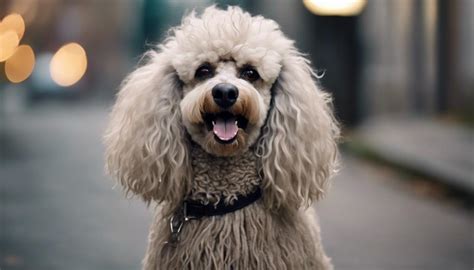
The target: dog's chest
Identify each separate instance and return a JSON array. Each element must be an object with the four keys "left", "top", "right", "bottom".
[{"left": 188, "top": 146, "right": 261, "bottom": 204}]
